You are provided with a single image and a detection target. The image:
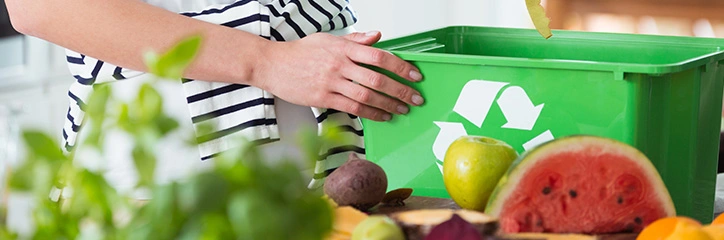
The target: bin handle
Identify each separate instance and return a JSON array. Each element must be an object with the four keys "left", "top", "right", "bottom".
[{"left": 383, "top": 37, "right": 445, "bottom": 53}]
